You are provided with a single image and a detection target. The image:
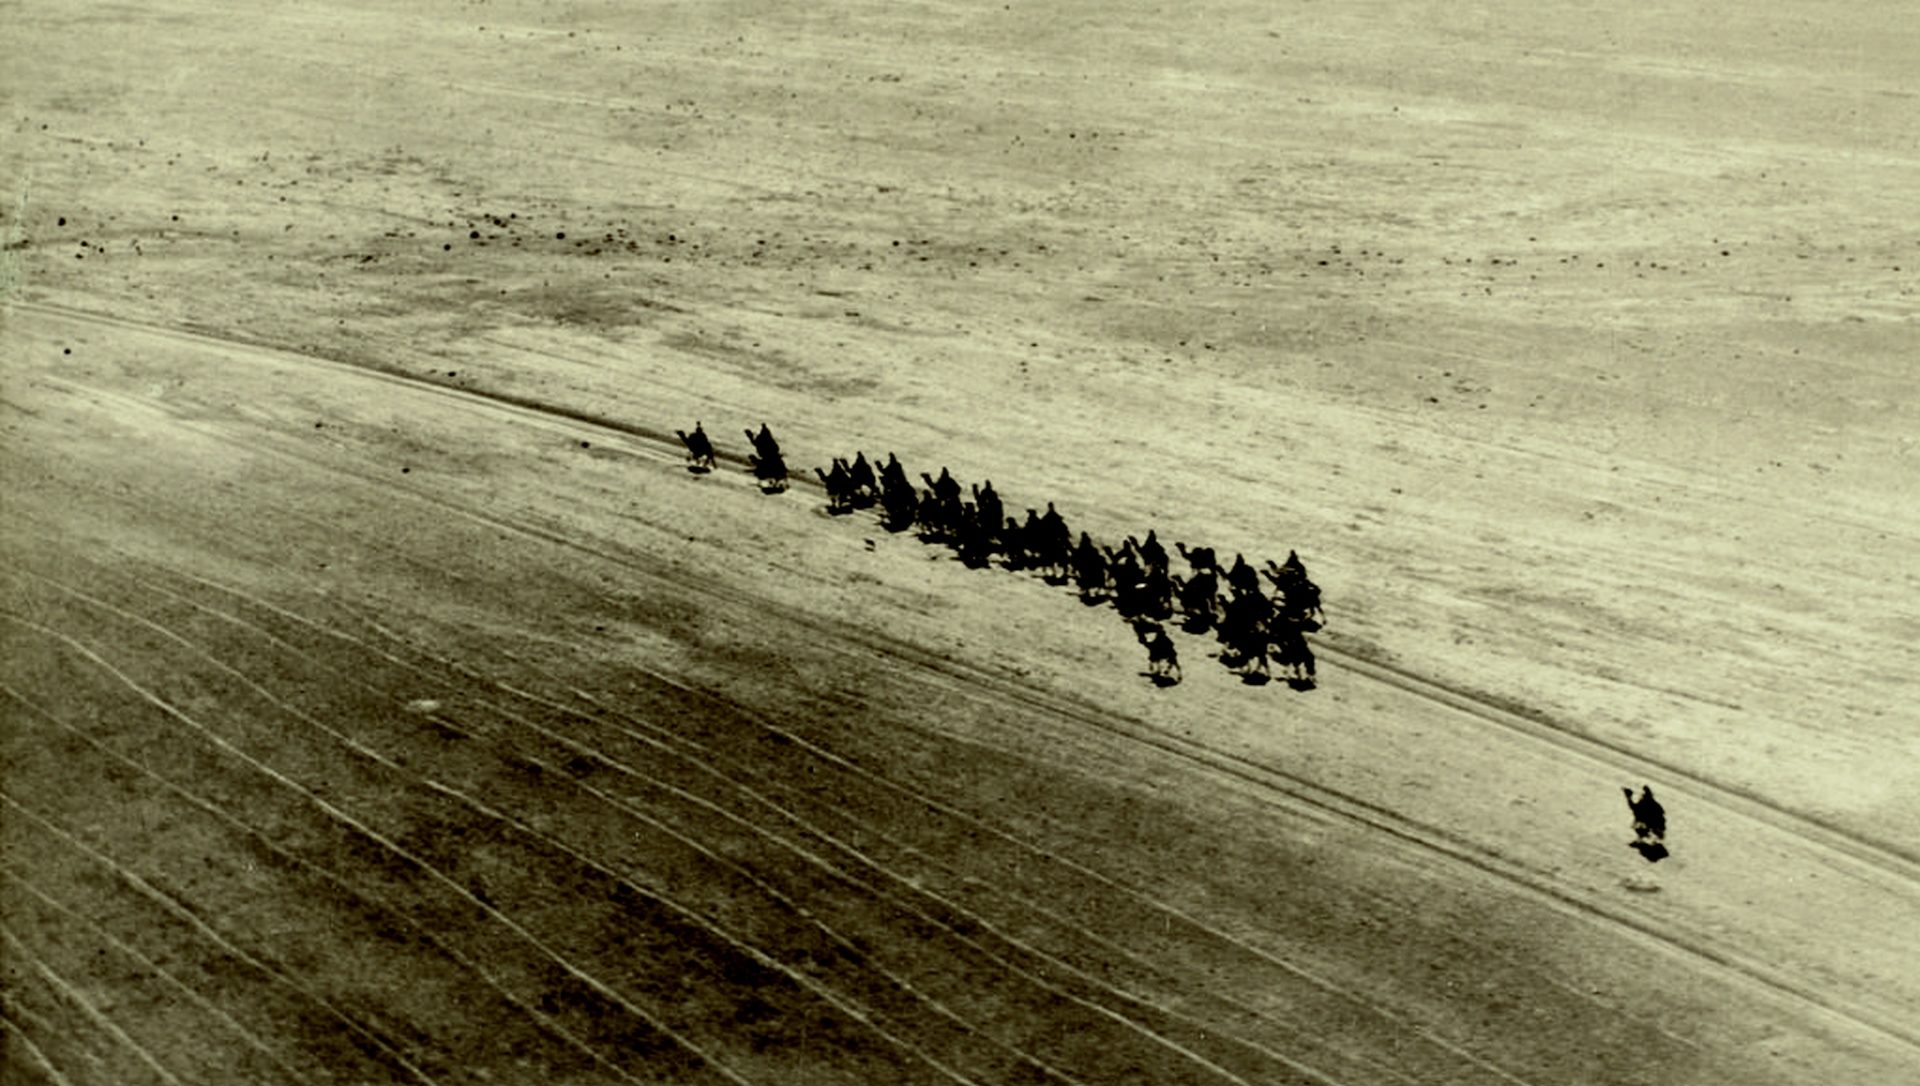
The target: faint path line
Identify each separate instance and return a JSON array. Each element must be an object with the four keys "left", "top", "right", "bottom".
[
  {"left": 568, "top": 671, "right": 1549, "bottom": 1085},
  {"left": 12, "top": 576, "right": 993, "bottom": 1086},
  {"left": 477, "top": 663, "right": 1356, "bottom": 1086},
  {"left": 0, "top": 925, "right": 187, "bottom": 1086},
  {"left": 0, "top": 688, "right": 645, "bottom": 1086},
  {"left": 14, "top": 302, "right": 765, "bottom": 481},
  {"left": 414, "top": 780, "right": 988, "bottom": 1086},
  {"left": 0, "top": 999, "right": 62, "bottom": 1052},
  {"left": 412, "top": 724, "right": 1070, "bottom": 1086},
  {"left": 0, "top": 616, "right": 755, "bottom": 1086},
  {"left": 0, "top": 739, "right": 451, "bottom": 1086},
  {"left": 426, "top": 725, "right": 1262, "bottom": 1086},
  {"left": 8, "top": 300, "right": 817, "bottom": 493},
  {"left": 542, "top": 675, "right": 1515, "bottom": 1083},
  {"left": 0, "top": 1010, "right": 78, "bottom": 1086},
  {"left": 0, "top": 864, "right": 311, "bottom": 1086},
  {"left": 598, "top": 680, "right": 1541, "bottom": 1086}
]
